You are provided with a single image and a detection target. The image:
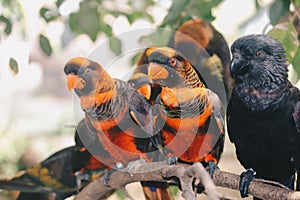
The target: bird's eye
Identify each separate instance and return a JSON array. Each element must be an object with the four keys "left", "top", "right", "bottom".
[
  {"left": 85, "top": 68, "right": 91, "bottom": 74},
  {"left": 169, "top": 58, "right": 177, "bottom": 67},
  {"left": 256, "top": 50, "right": 264, "bottom": 57}
]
